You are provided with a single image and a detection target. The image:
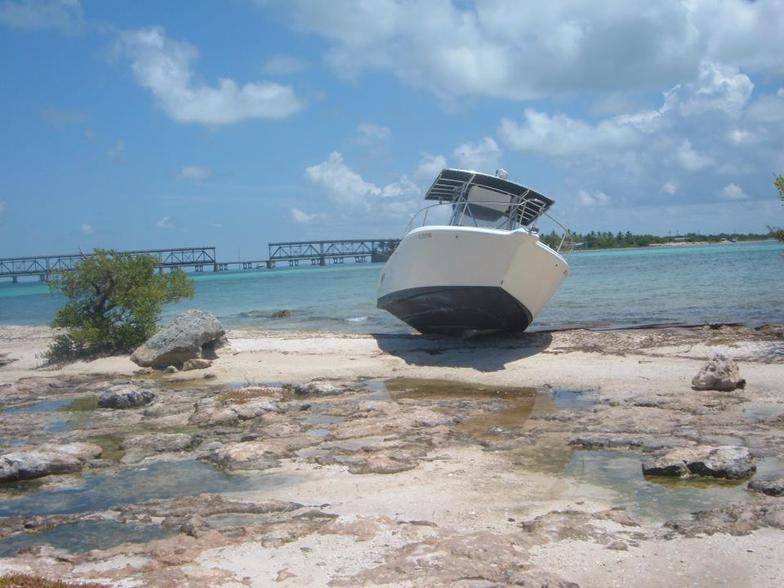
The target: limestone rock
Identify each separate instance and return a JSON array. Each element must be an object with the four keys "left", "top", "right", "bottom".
[
  {"left": 288, "top": 382, "right": 342, "bottom": 397},
  {"left": 0, "top": 442, "right": 102, "bottom": 483},
  {"left": 163, "top": 365, "right": 178, "bottom": 374},
  {"left": 98, "top": 384, "right": 156, "bottom": 409},
  {"left": 232, "top": 399, "right": 280, "bottom": 420},
  {"left": 642, "top": 445, "right": 756, "bottom": 479},
  {"left": 747, "top": 478, "right": 784, "bottom": 497},
  {"left": 207, "top": 441, "right": 277, "bottom": 471},
  {"left": 131, "top": 310, "right": 225, "bottom": 368},
  {"left": 182, "top": 358, "right": 212, "bottom": 371},
  {"left": 691, "top": 353, "right": 745, "bottom": 391},
  {"left": 122, "top": 433, "right": 193, "bottom": 453}
]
